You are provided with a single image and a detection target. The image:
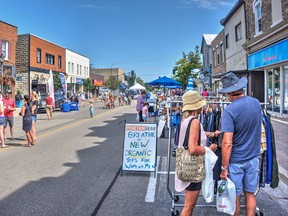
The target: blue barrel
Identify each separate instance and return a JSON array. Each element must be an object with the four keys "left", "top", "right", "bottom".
[
  {"left": 16, "top": 100, "right": 23, "bottom": 108},
  {"left": 62, "top": 103, "right": 70, "bottom": 112},
  {"left": 69, "top": 102, "right": 79, "bottom": 111}
]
